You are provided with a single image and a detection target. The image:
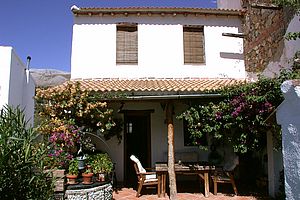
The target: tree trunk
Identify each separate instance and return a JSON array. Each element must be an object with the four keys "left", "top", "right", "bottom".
[{"left": 166, "top": 101, "right": 177, "bottom": 200}]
